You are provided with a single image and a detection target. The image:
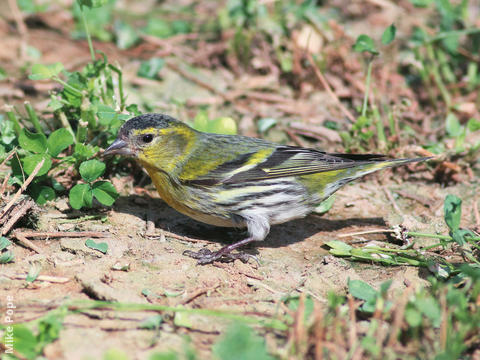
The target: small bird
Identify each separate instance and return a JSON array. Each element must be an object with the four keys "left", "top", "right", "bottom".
[{"left": 104, "top": 113, "right": 430, "bottom": 264}]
